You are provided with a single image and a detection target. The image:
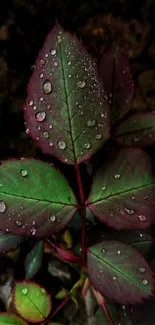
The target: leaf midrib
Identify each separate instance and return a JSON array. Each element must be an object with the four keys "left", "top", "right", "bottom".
[
  {"left": 116, "top": 125, "right": 154, "bottom": 137},
  {"left": 90, "top": 250, "right": 151, "bottom": 294},
  {"left": 88, "top": 181, "right": 155, "bottom": 205}
]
